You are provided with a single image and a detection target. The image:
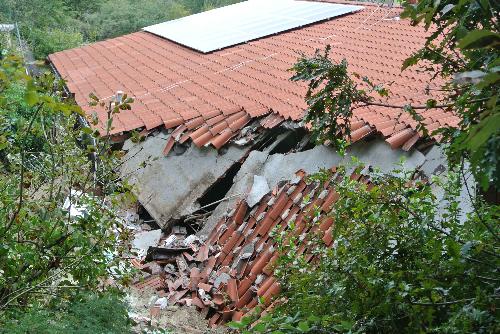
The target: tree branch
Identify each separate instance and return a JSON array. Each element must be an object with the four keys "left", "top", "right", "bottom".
[{"left": 4, "top": 102, "right": 44, "bottom": 234}]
